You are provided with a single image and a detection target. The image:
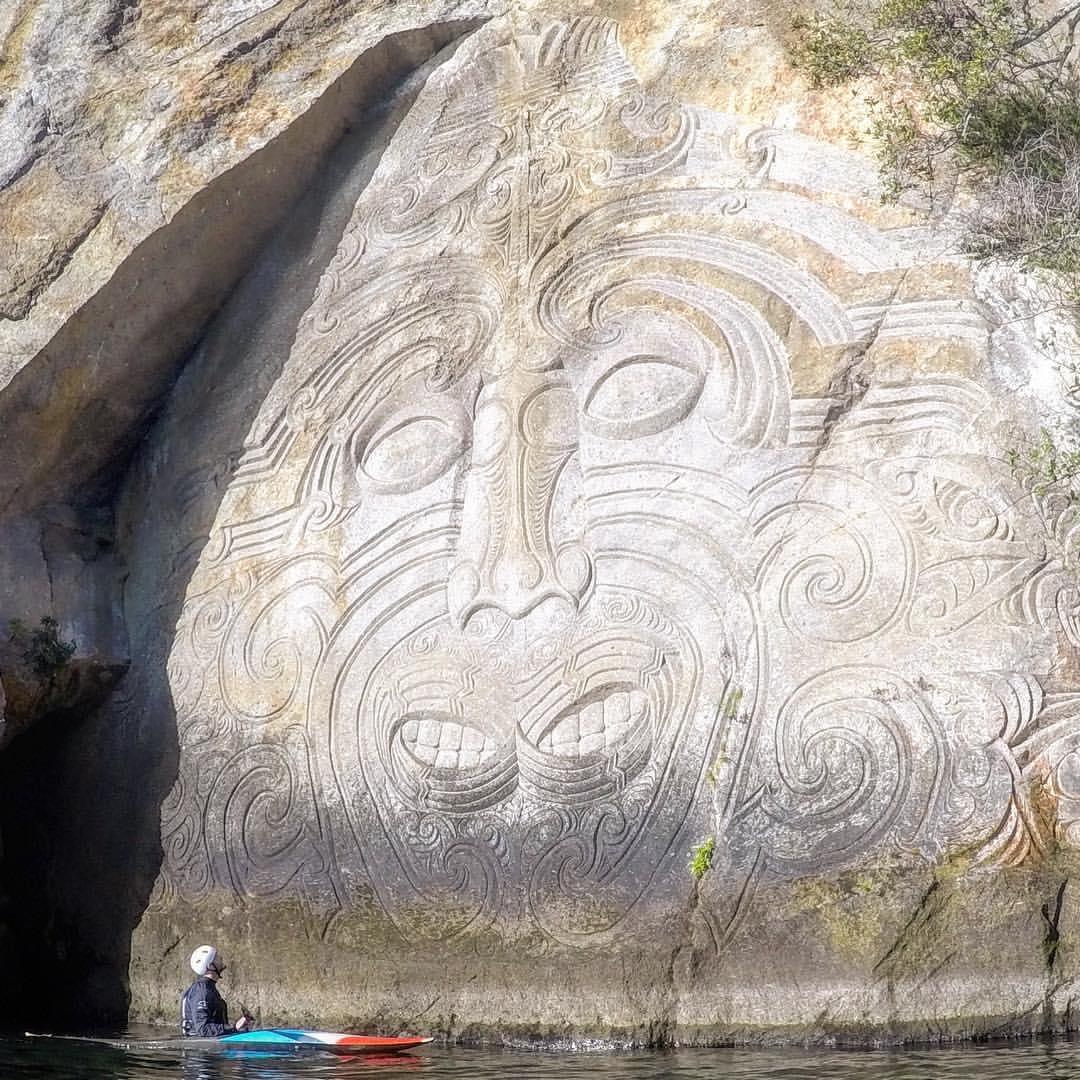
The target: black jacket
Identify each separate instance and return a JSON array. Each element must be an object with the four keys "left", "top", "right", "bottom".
[{"left": 181, "top": 976, "right": 237, "bottom": 1037}]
